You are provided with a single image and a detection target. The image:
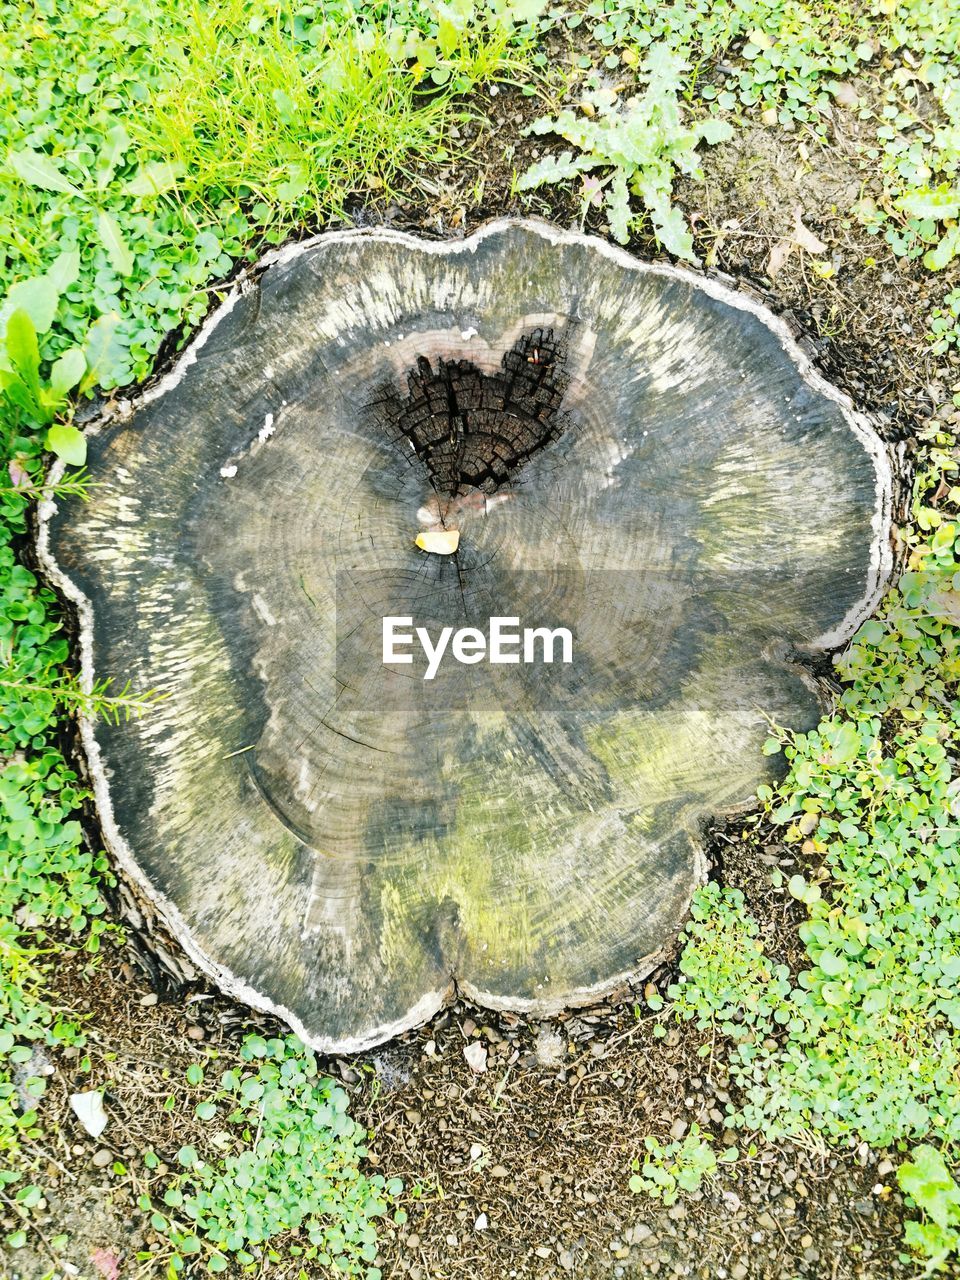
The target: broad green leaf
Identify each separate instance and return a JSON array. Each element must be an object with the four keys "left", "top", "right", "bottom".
[
  {"left": 857, "top": 619, "right": 885, "bottom": 644},
  {"left": 924, "top": 226, "right": 960, "bottom": 272},
  {"left": 97, "top": 123, "right": 131, "bottom": 190},
  {"left": 606, "top": 171, "right": 633, "bottom": 244},
  {"left": 46, "top": 248, "right": 82, "bottom": 294},
  {"left": 820, "top": 981, "right": 848, "bottom": 1007},
  {"left": 862, "top": 987, "right": 888, "bottom": 1014},
  {"left": 79, "top": 311, "right": 122, "bottom": 394},
  {"left": 0, "top": 278, "right": 60, "bottom": 343},
  {"left": 651, "top": 195, "right": 696, "bottom": 261},
  {"left": 0, "top": 370, "right": 26, "bottom": 403},
  {"left": 9, "top": 147, "right": 84, "bottom": 197},
  {"left": 516, "top": 150, "right": 591, "bottom": 191},
  {"left": 46, "top": 423, "right": 87, "bottom": 466},
  {"left": 898, "top": 1145, "right": 960, "bottom": 1228},
  {"left": 437, "top": 14, "right": 460, "bottom": 55},
  {"left": 932, "top": 523, "right": 957, "bottom": 553},
  {"left": 276, "top": 164, "right": 310, "bottom": 203},
  {"left": 898, "top": 188, "right": 960, "bottom": 222},
  {"left": 525, "top": 109, "right": 593, "bottom": 148},
  {"left": 489, "top": 0, "right": 548, "bottom": 23},
  {"left": 826, "top": 720, "right": 860, "bottom": 764},
  {"left": 0, "top": 249, "right": 80, "bottom": 340},
  {"left": 787, "top": 873, "right": 818, "bottom": 904},
  {"left": 699, "top": 118, "right": 734, "bottom": 145},
  {"left": 271, "top": 87, "right": 298, "bottom": 123},
  {"left": 97, "top": 210, "right": 134, "bottom": 276},
  {"left": 5, "top": 310, "right": 41, "bottom": 396},
  {"left": 49, "top": 348, "right": 86, "bottom": 399},
  {"left": 124, "top": 160, "right": 182, "bottom": 198},
  {"left": 818, "top": 951, "right": 847, "bottom": 977}
]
